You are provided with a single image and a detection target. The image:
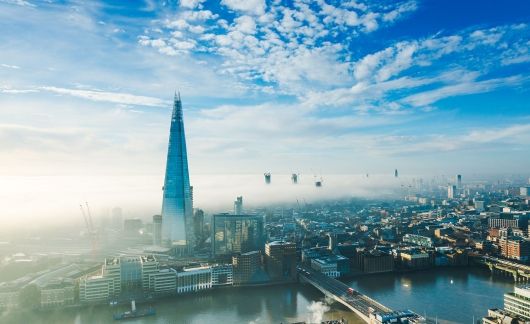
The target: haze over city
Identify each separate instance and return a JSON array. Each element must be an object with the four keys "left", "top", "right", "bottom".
[{"left": 1, "top": 0, "right": 530, "bottom": 229}]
